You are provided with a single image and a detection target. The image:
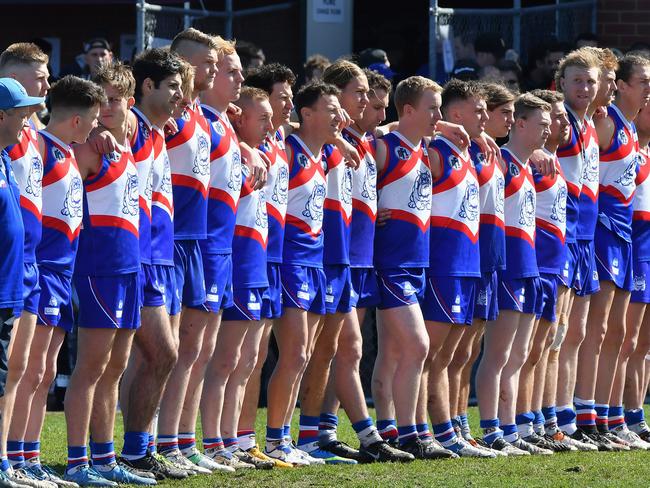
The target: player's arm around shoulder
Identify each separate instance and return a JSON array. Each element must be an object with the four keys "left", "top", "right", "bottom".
[
  {"left": 73, "top": 141, "right": 103, "bottom": 180},
  {"left": 594, "top": 112, "right": 616, "bottom": 152},
  {"left": 427, "top": 139, "right": 444, "bottom": 181}
]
